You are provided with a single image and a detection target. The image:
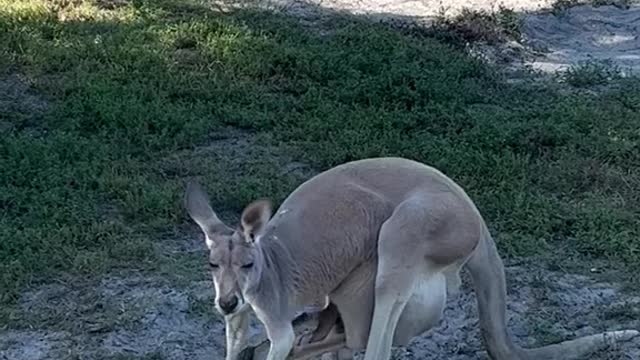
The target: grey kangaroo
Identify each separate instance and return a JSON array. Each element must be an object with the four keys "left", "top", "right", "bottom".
[{"left": 185, "top": 157, "right": 638, "bottom": 360}]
